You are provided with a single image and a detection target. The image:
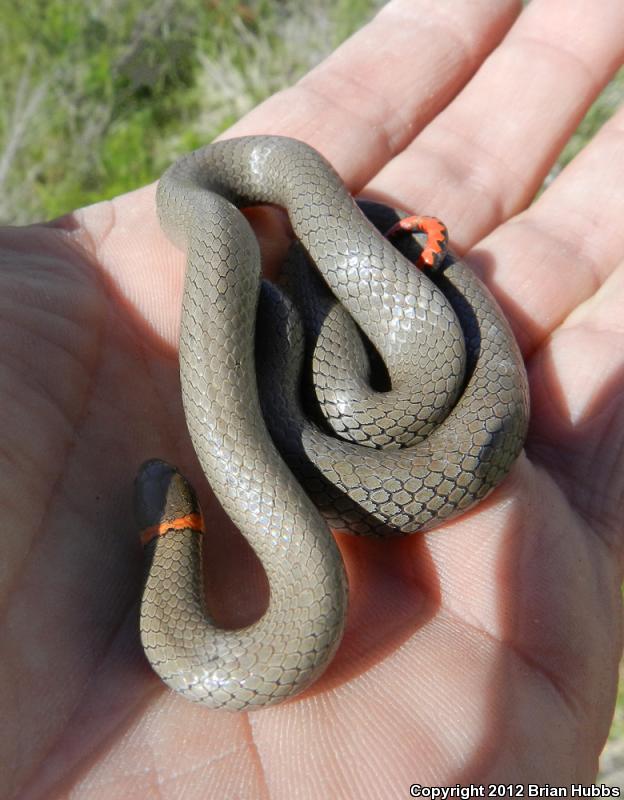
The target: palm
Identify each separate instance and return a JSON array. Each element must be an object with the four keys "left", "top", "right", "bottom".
[{"left": 2, "top": 1, "right": 624, "bottom": 796}]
